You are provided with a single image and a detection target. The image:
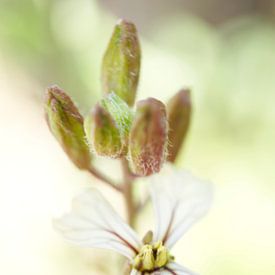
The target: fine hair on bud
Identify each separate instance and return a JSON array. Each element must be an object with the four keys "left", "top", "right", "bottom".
[
  {"left": 167, "top": 88, "right": 191, "bottom": 163},
  {"left": 84, "top": 93, "right": 133, "bottom": 159},
  {"left": 44, "top": 85, "right": 91, "bottom": 170},
  {"left": 84, "top": 103, "right": 124, "bottom": 158},
  {"left": 128, "top": 98, "right": 168, "bottom": 176},
  {"left": 101, "top": 19, "right": 141, "bottom": 106}
]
